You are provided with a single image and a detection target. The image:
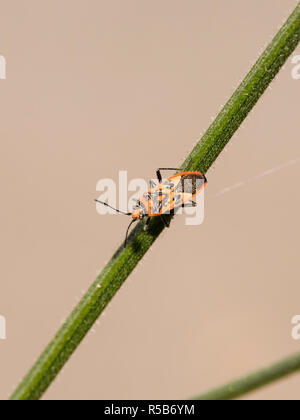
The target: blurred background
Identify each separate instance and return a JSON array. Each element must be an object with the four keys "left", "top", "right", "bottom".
[{"left": 0, "top": 0, "right": 299, "bottom": 400}]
